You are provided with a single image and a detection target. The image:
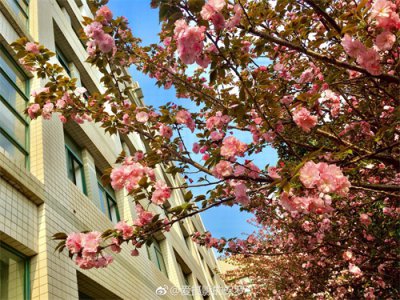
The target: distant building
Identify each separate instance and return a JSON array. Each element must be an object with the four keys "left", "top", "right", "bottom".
[{"left": 0, "top": 0, "right": 225, "bottom": 299}]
